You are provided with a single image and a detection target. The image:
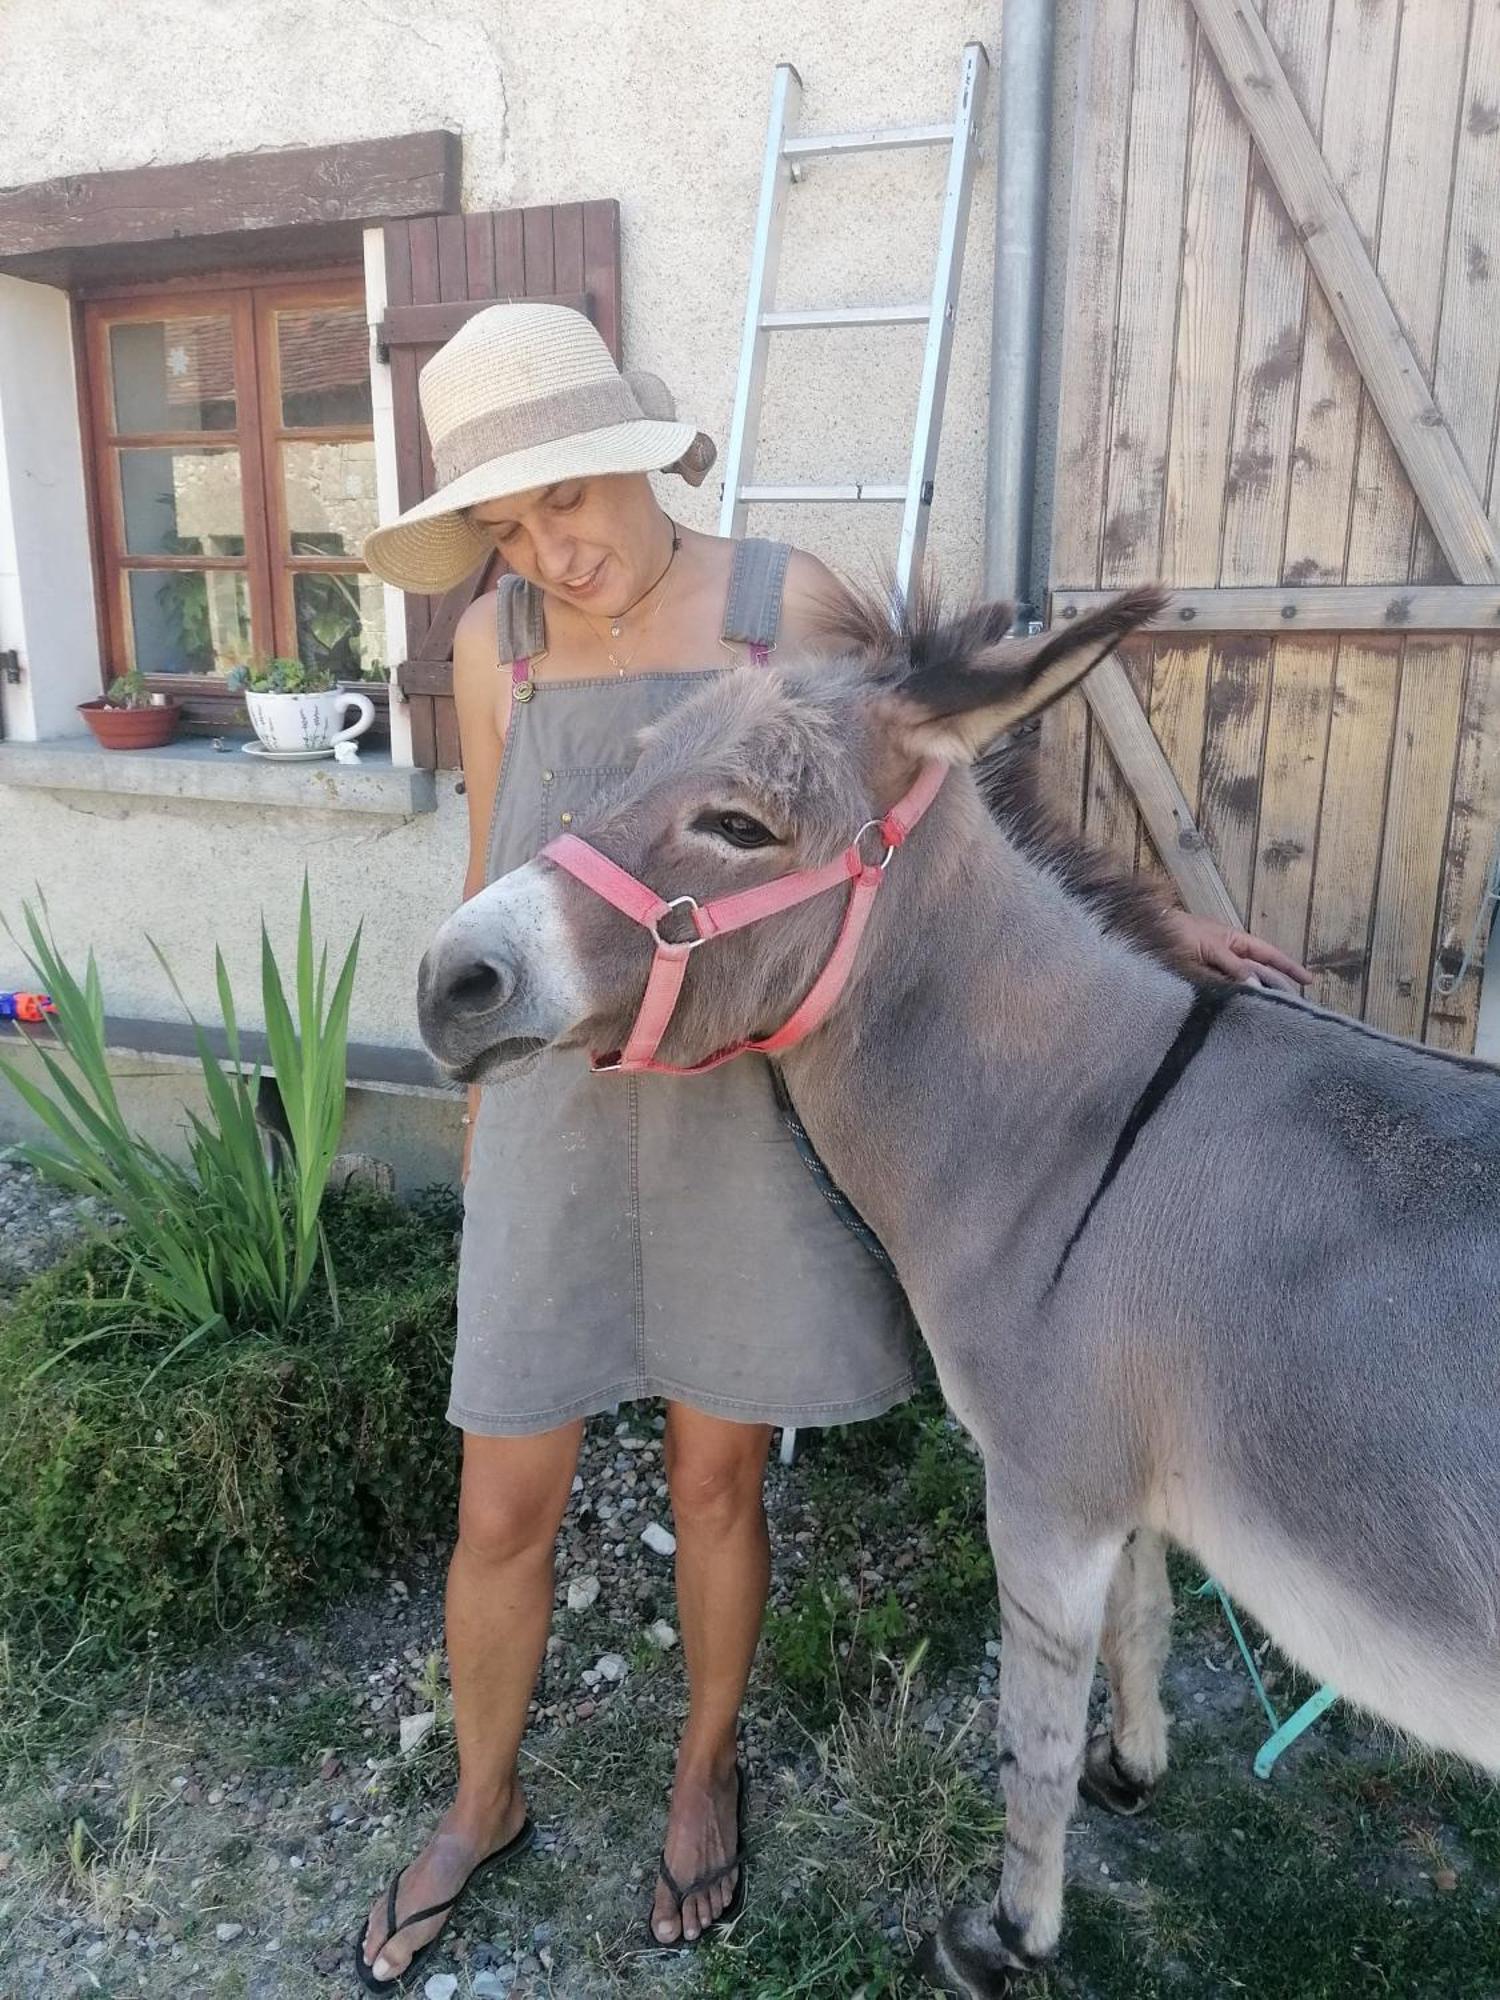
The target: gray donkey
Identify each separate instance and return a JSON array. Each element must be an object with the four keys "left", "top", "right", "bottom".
[{"left": 417, "top": 588, "right": 1500, "bottom": 1995}]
